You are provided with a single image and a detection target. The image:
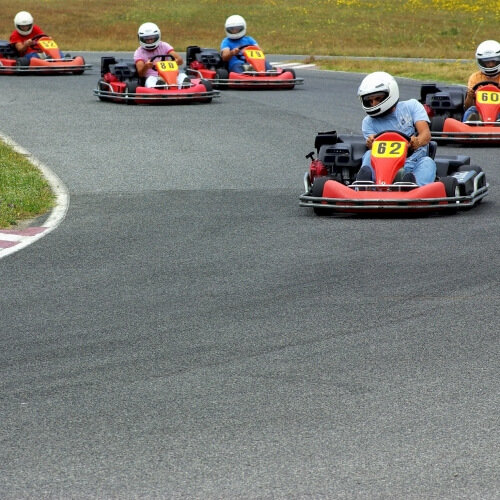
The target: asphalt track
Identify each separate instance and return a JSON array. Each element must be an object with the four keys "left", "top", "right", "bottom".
[{"left": 0, "top": 52, "right": 499, "bottom": 499}]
